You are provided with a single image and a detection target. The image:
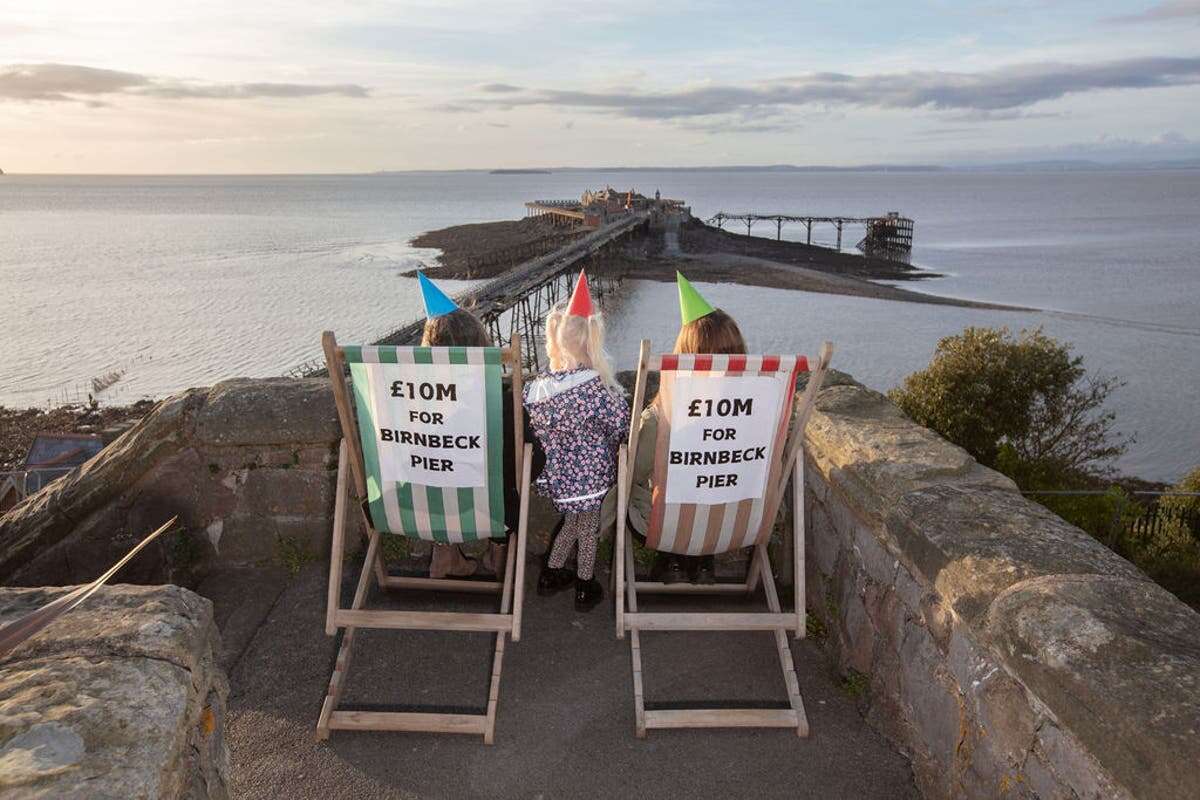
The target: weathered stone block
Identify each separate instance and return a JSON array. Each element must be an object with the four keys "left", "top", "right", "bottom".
[
  {"left": 192, "top": 378, "right": 339, "bottom": 447},
  {"left": 0, "top": 584, "right": 229, "bottom": 799},
  {"left": 887, "top": 484, "right": 1147, "bottom": 627},
  {"left": 986, "top": 574, "right": 1200, "bottom": 800}
]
